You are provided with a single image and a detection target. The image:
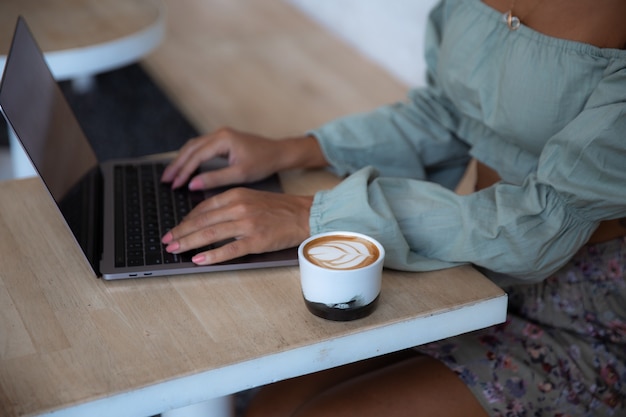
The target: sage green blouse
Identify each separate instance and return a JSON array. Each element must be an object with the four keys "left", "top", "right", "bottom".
[{"left": 308, "top": 0, "right": 626, "bottom": 284}]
